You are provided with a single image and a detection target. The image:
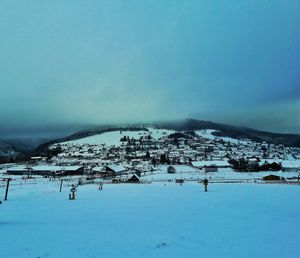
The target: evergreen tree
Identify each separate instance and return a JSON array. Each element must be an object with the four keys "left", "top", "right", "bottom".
[{"left": 145, "top": 151, "right": 151, "bottom": 159}]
